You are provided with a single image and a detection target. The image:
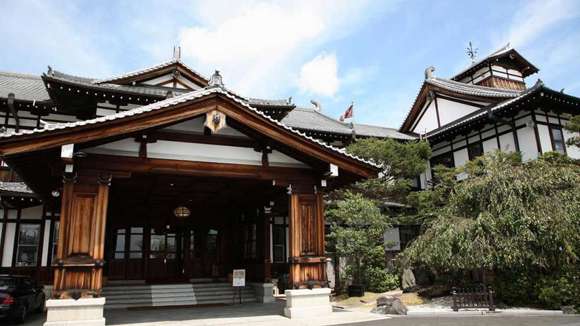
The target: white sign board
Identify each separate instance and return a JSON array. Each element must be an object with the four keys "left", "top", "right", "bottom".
[{"left": 232, "top": 269, "right": 246, "bottom": 287}]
